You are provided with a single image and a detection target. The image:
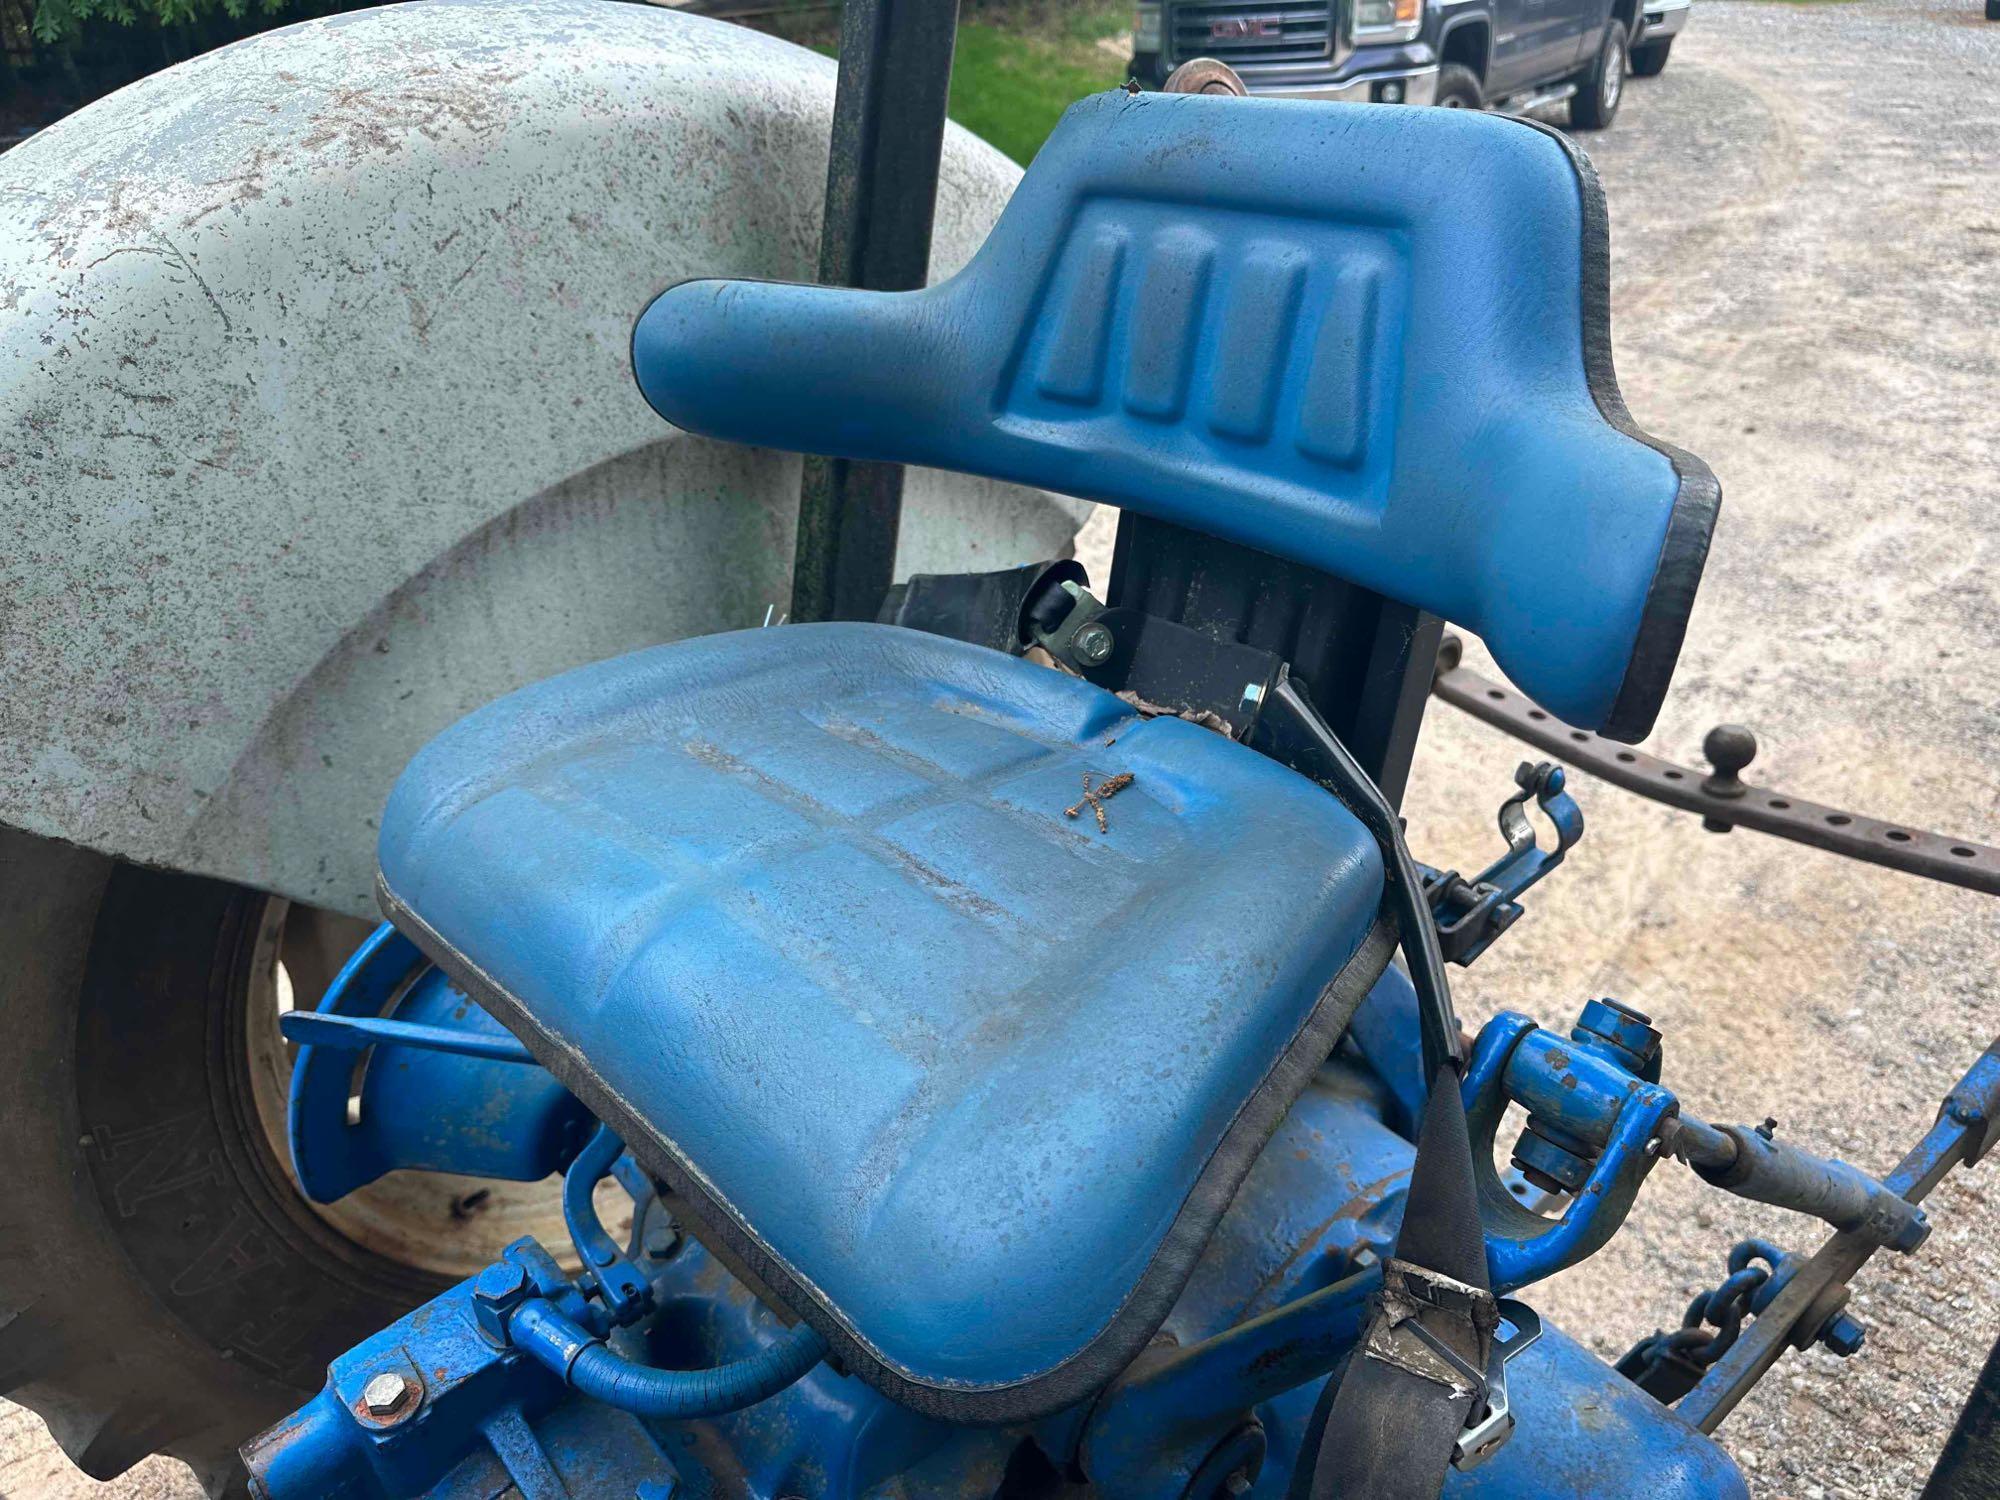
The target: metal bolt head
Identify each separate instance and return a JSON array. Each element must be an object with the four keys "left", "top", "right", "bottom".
[
  {"left": 1819, "top": 1314, "right": 1866, "bottom": 1358},
  {"left": 474, "top": 1259, "right": 531, "bottom": 1305},
  {"left": 1574, "top": 997, "right": 1661, "bottom": 1077},
  {"left": 1895, "top": 1207, "right": 1932, "bottom": 1254},
  {"left": 1223, "top": 1473, "right": 1252, "bottom": 1497},
  {"left": 362, "top": 1371, "right": 417, "bottom": 1420},
  {"left": 472, "top": 1259, "right": 533, "bottom": 1344},
  {"left": 1071, "top": 621, "right": 1114, "bottom": 666}
]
